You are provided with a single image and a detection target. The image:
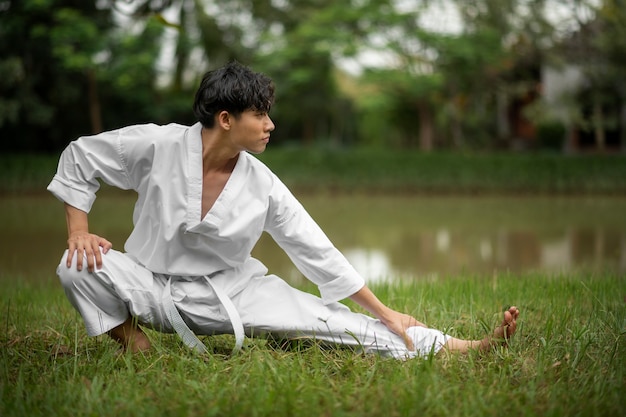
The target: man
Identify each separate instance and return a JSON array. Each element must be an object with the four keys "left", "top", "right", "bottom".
[{"left": 48, "top": 61, "right": 518, "bottom": 359}]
